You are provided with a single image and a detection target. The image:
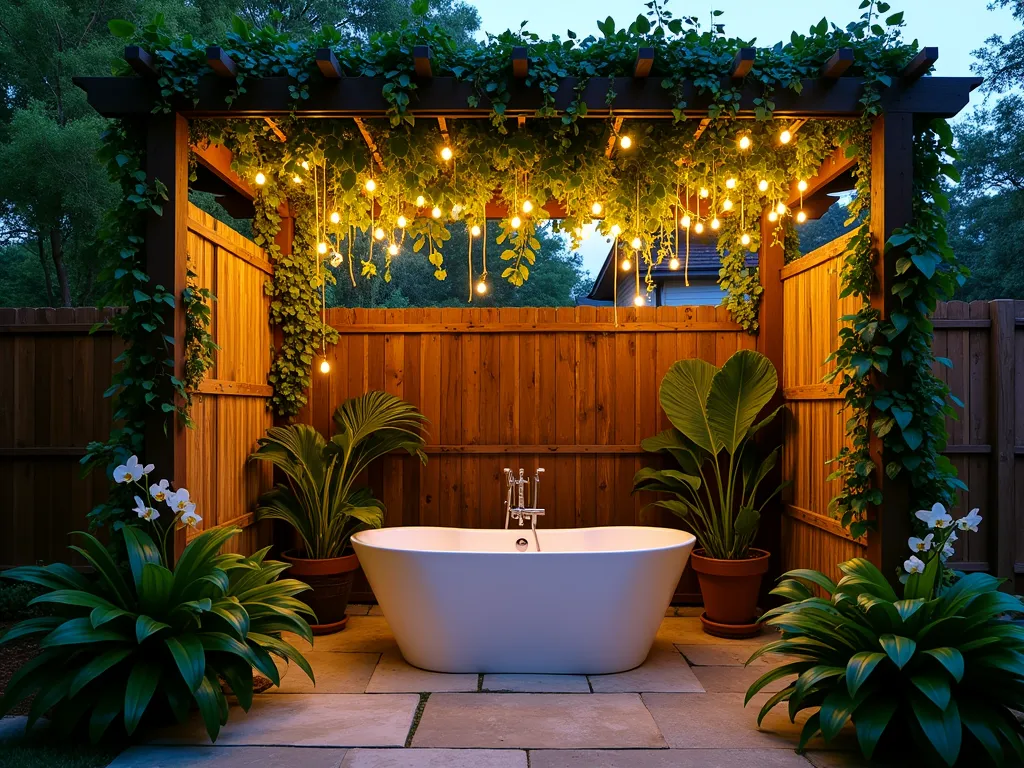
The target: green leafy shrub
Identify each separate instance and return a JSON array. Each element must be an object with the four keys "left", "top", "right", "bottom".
[
  {"left": 0, "top": 582, "right": 45, "bottom": 622},
  {"left": 745, "top": 505, "right": 1024, "bottom": 766},
  {"left": 633, "top": 349, "right": 786, "bottom": 559},
  {"left": 0, "top": 525, "right": 315, "bottom": 743},
  {"left": 250, "top": 391, "right": 427, "bottom": 559}
]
